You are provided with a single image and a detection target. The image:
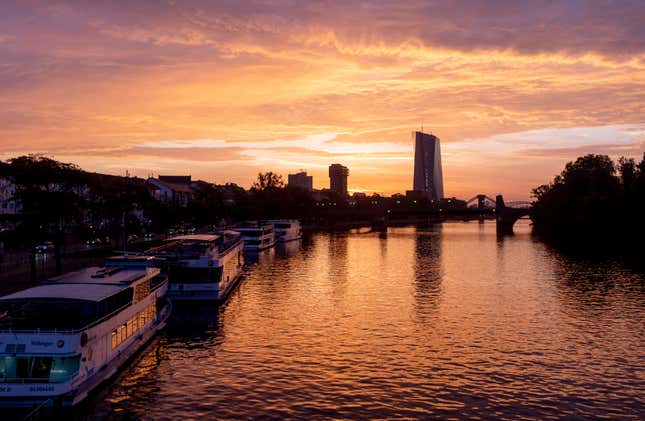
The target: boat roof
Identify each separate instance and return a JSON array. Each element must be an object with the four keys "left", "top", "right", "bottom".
[
  {"left": 106, "top": 255, "right": 155, "bottom": 263},
  {"left": 234, "top": 224, "right": 273, "bottom": 230},
  {"left": 105, "top": 255, "right": 155, "bottom": 267},
  {"left": 0, "top": 283, "right": 123, "bottom": 302},
  {"left": 219, "top": 230, "right": 242, "bottom": 236},
  {"left": 166, "top": 234, "right": 220, "bottom": 242},
  {"left": 0, "top": 265, "right": 153, "bottom": 302},
  {"left": 47, "top": 266, "right": 149, "bottom": 285}
]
